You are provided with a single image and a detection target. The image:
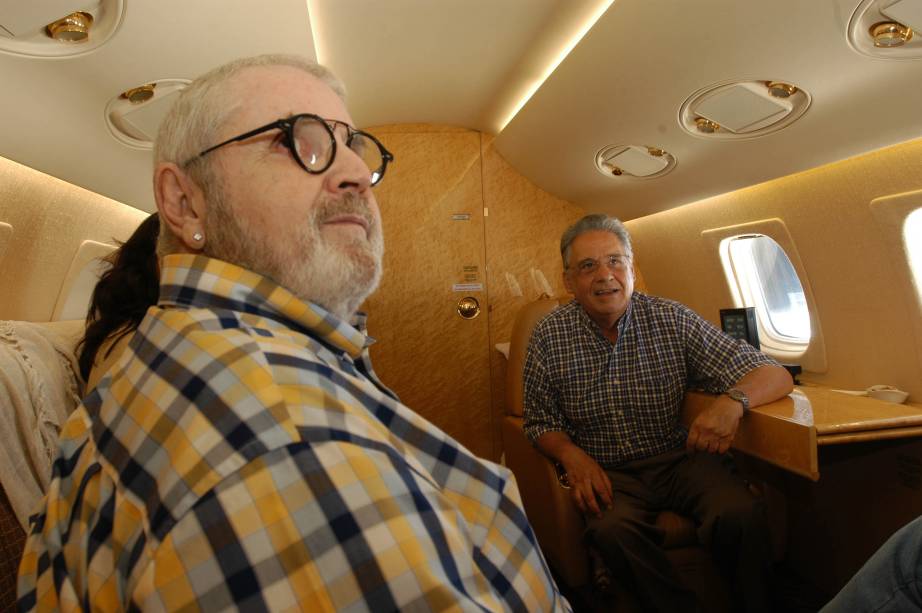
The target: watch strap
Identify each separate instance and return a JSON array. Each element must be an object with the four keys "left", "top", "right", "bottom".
[{"left": 726, "top": 387, "right": 750, "bottom": 411}]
